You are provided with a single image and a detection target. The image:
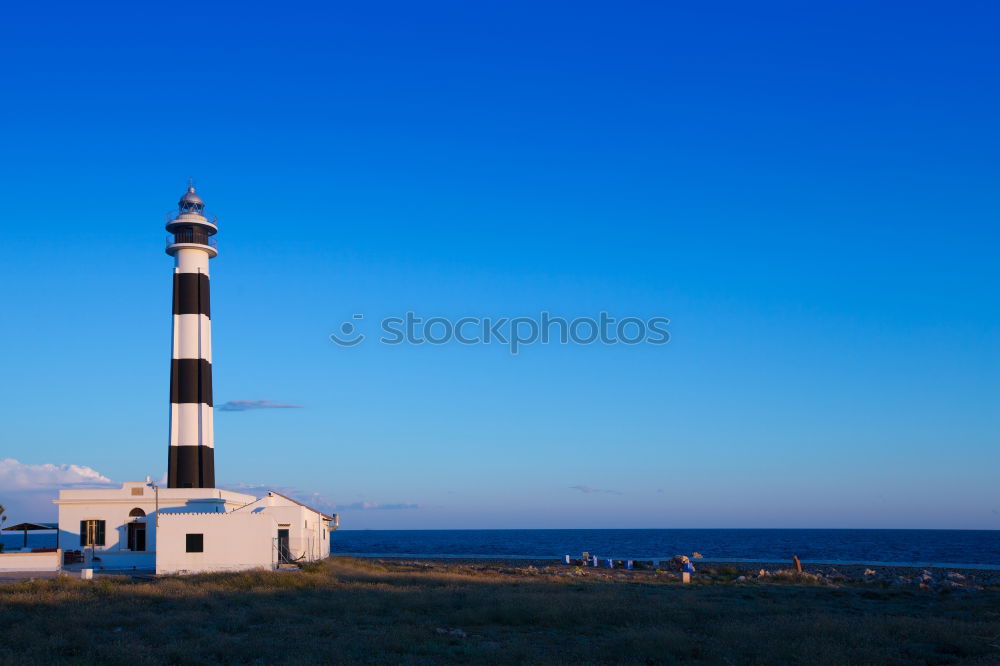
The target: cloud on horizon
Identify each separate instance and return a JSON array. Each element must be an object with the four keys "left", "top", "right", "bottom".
[
  {"left": 570, "top": 485, "right": 623, "bottom": 496},
  {"left": 335, "top": 501, "right": 420, "bottom": 511},
  {"left": 217, "top": 400, "right": 304, "bottom": 412},
  {"left": 0, "top": 459, "right": 117, "bottom": 521},
  {"left": 0, "top": 458, "right": 115, "bottom": 491},
  {"left": 219, "top": 483, "right": 420, "bottom": 513}
]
